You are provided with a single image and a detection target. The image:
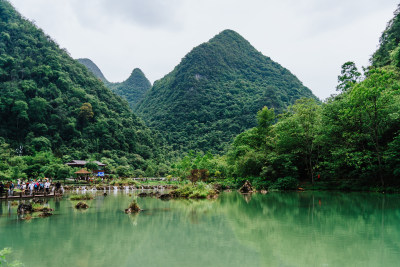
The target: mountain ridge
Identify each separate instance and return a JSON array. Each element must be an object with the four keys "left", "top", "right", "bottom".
[
  {"left": 135, "top": 29, "right": 316, "bottom": 153},
  {"left": 77, "top": 58, "right": 152, "bottom": 110},
  {"left": 0, "top": 0, "right": 161, "bottom": 166}
]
